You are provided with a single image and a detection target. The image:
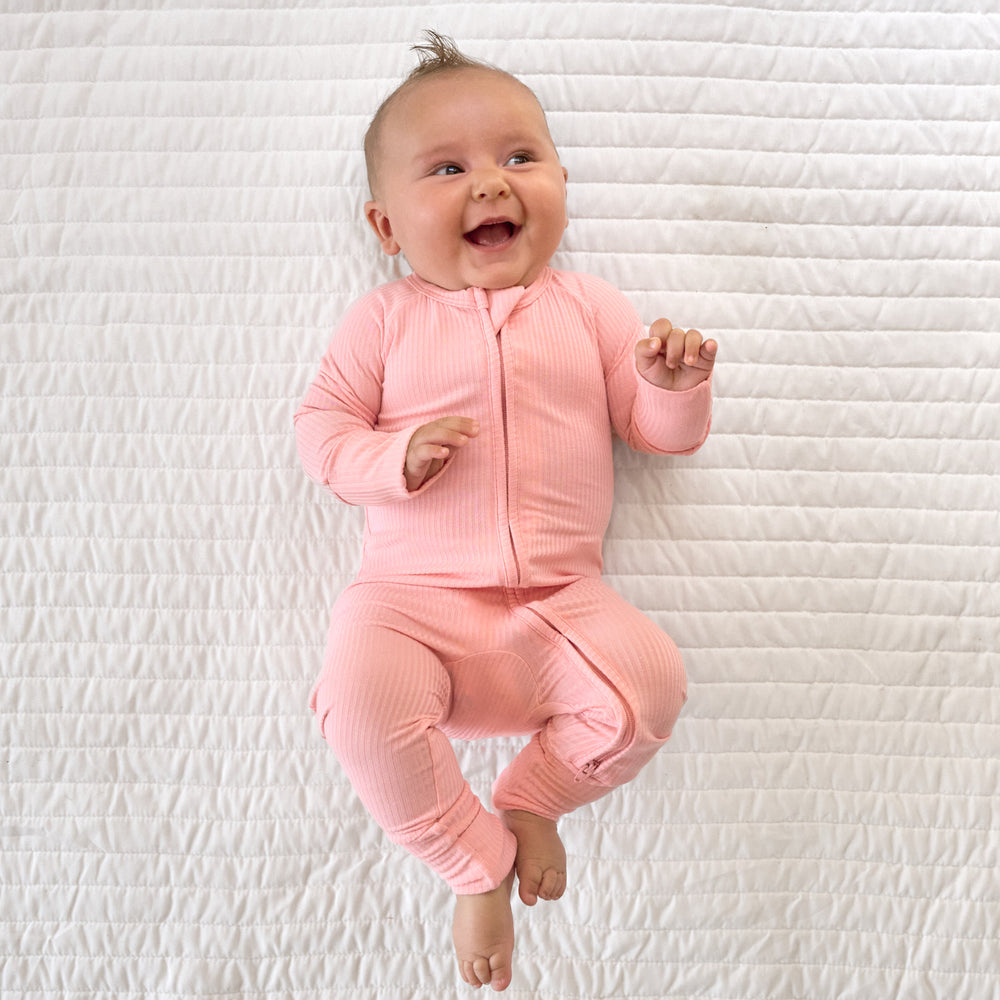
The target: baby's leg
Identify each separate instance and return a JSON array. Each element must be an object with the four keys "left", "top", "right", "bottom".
[
  {"left": 312, "top": 593, "right": 516, "bottom": 892},
  {"left": 312, "top": 591, "right": 518, "bottom": 989},
  {"left": 492, "top": 580, "right": 686, "bottom": 877}
]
